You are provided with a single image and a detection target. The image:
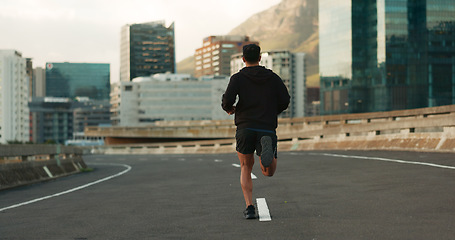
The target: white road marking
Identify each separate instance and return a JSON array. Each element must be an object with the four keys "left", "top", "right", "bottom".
[
  {"left": 256, "top": 198, "right": 272, "bottom": 221},
  {"left": 0, "top": 163, "right": 132, "bottom": 213},
  {"left": 214, "top": 159, "right": 223, "bottom": 162},
  {"left": 318, "top": 153, "right": 455, "bottom": 170},
  {"left": 43, "top": 166, "right": 53, "bottom": 178},
  {"left": 232, "top": 164, "right": 257, "bottom": 179}
]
